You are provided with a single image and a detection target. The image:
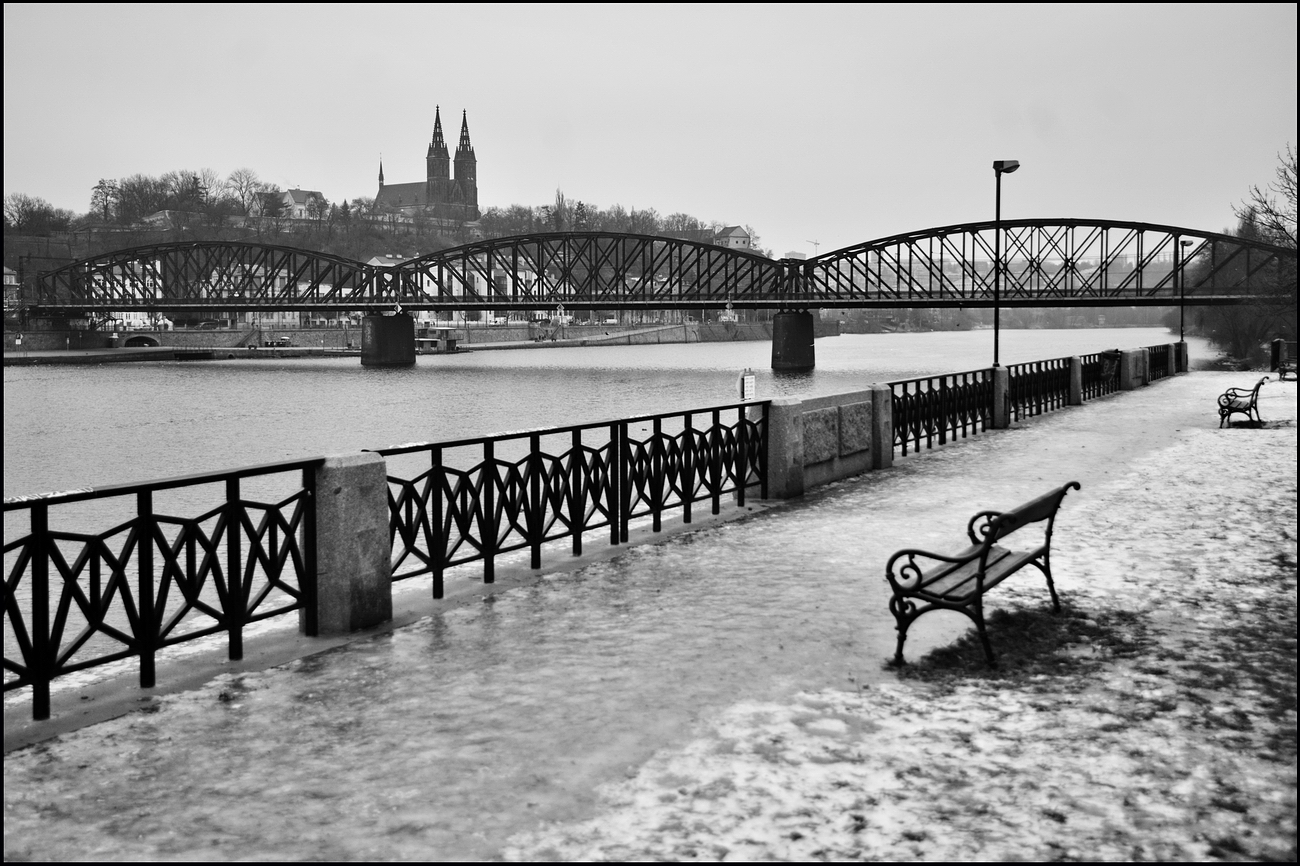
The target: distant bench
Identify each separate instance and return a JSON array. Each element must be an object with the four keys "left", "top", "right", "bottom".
[
  {"left": 1217, "top": 377, "right": 1268, "bottom": 428},
  {"left": 885, "top": 482, "right": 1081, "bottom": 666}
]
